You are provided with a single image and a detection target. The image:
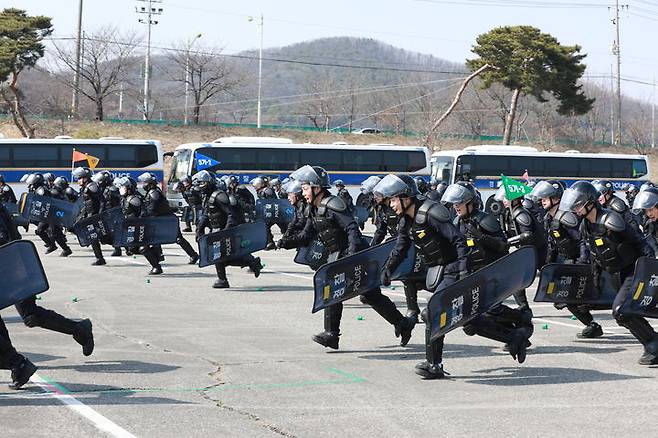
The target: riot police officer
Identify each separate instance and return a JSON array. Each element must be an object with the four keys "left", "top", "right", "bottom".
[
  {"left": 334, "top": 180, "right": 355, "bottom": 211},
  {"left": 137, "top": 172, "right": 199, "bottom": 265},
  {"left": 562, "top": 181, "right": 658, "bottom": 365},
  {"left": 117, "top": 176, "right": 162, "bottom": 274},
  {"left": 42, "top": 172, "right": 56, "bottom": 189},
  {"left": 592, "top": 180, "right": 636, "bottom": 226},
  {"left": 278, "top": 179, "right": 307, "bottom": 244},
  {"left": 370, "top": 186, "right": 421, "bottom": 321},
  {"left": 194, "top": 171, "right": 263, "bottom": 288},
  {"left": 375, "top": 175, "right": 469, "bottom": 379},
  {"left": 46, "top": 176, "right": 73, "bottom": 257},
  {"left": 228, "top": 175, "right": 256, "bottom": 223},
  {"left": 176, "top": 175, "right": 202, "bottom": 232},
  {"left": 0, "top": 317, "right": 37, "bottom": 389},
  {"left": 280, "top": 165, "right": 416, "bottom": 350},
  {"left": 53, "top": 176, "right": 79, "bottom": 202},
  {"left": 531, "top": 180, "right": 603, "bottom": 338},
  {"left": 93, "top": 171, "right": 122, "bottom": 256},
  {"left": 0, "top": 200, "right": 95, "bottom": 362},
  {"left": 495, "top": 184, "right": 547, "bottom": 313},
  {"left": 26, "top": 173, "right": 61, "bottom": 255},
  {"left": 270, "top": 177, "right": 286, "bottom": 199},
  {"left": 442, "top": 182, "right": 534, "bottom": 363},
  {"left": 425, "top": 181, "right": 448, "bottom": 202},
  {"left": 0, "top": 174, "right": 17, "bottom": 204},
  {"left": 252, "top": 176, "right": 279, "bottom": 250},
  {"left": 414, "top": 177, "right": 429, "bottom": 195},
  {"left": 72, "top": 167, "right": 106, "bottom": 265}
]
